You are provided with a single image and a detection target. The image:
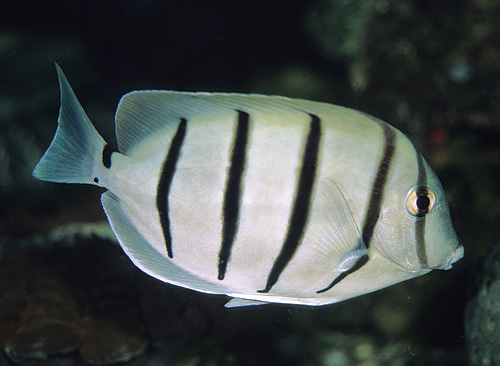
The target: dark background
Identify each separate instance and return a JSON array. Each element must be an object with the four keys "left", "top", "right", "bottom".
[{"left": 0, "top": 0, "right": 499, "bottom": 365}]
